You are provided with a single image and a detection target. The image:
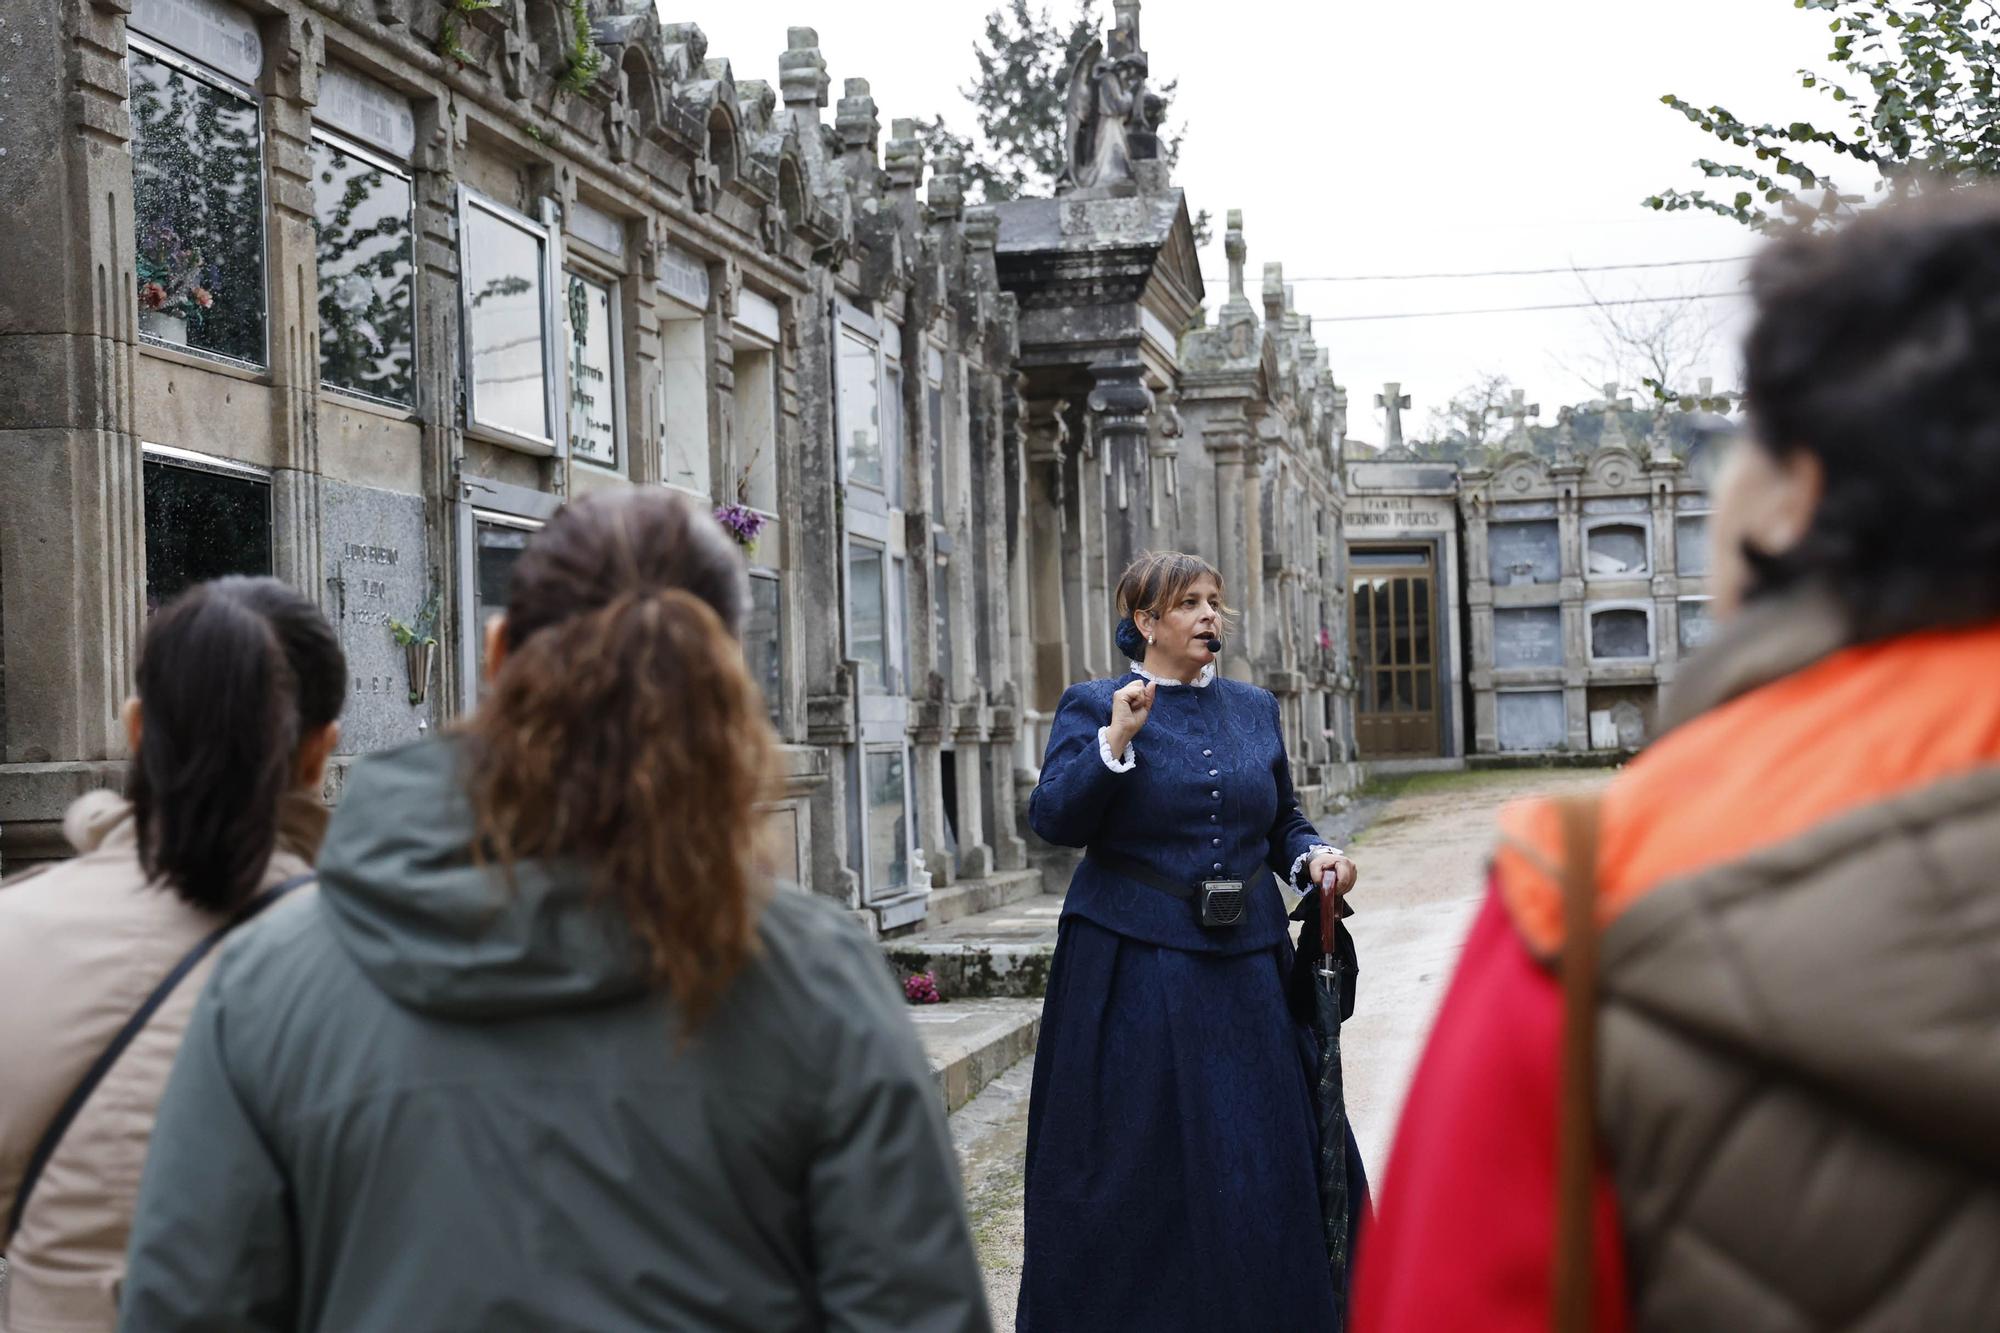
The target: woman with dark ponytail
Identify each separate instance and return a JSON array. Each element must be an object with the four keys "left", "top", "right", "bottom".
[
  {"left": 120, "top": 487, "right": 990, "bottom": 1333},
  {"left": 0, "top": 577, "right": 344, "bottom": 1333}
]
